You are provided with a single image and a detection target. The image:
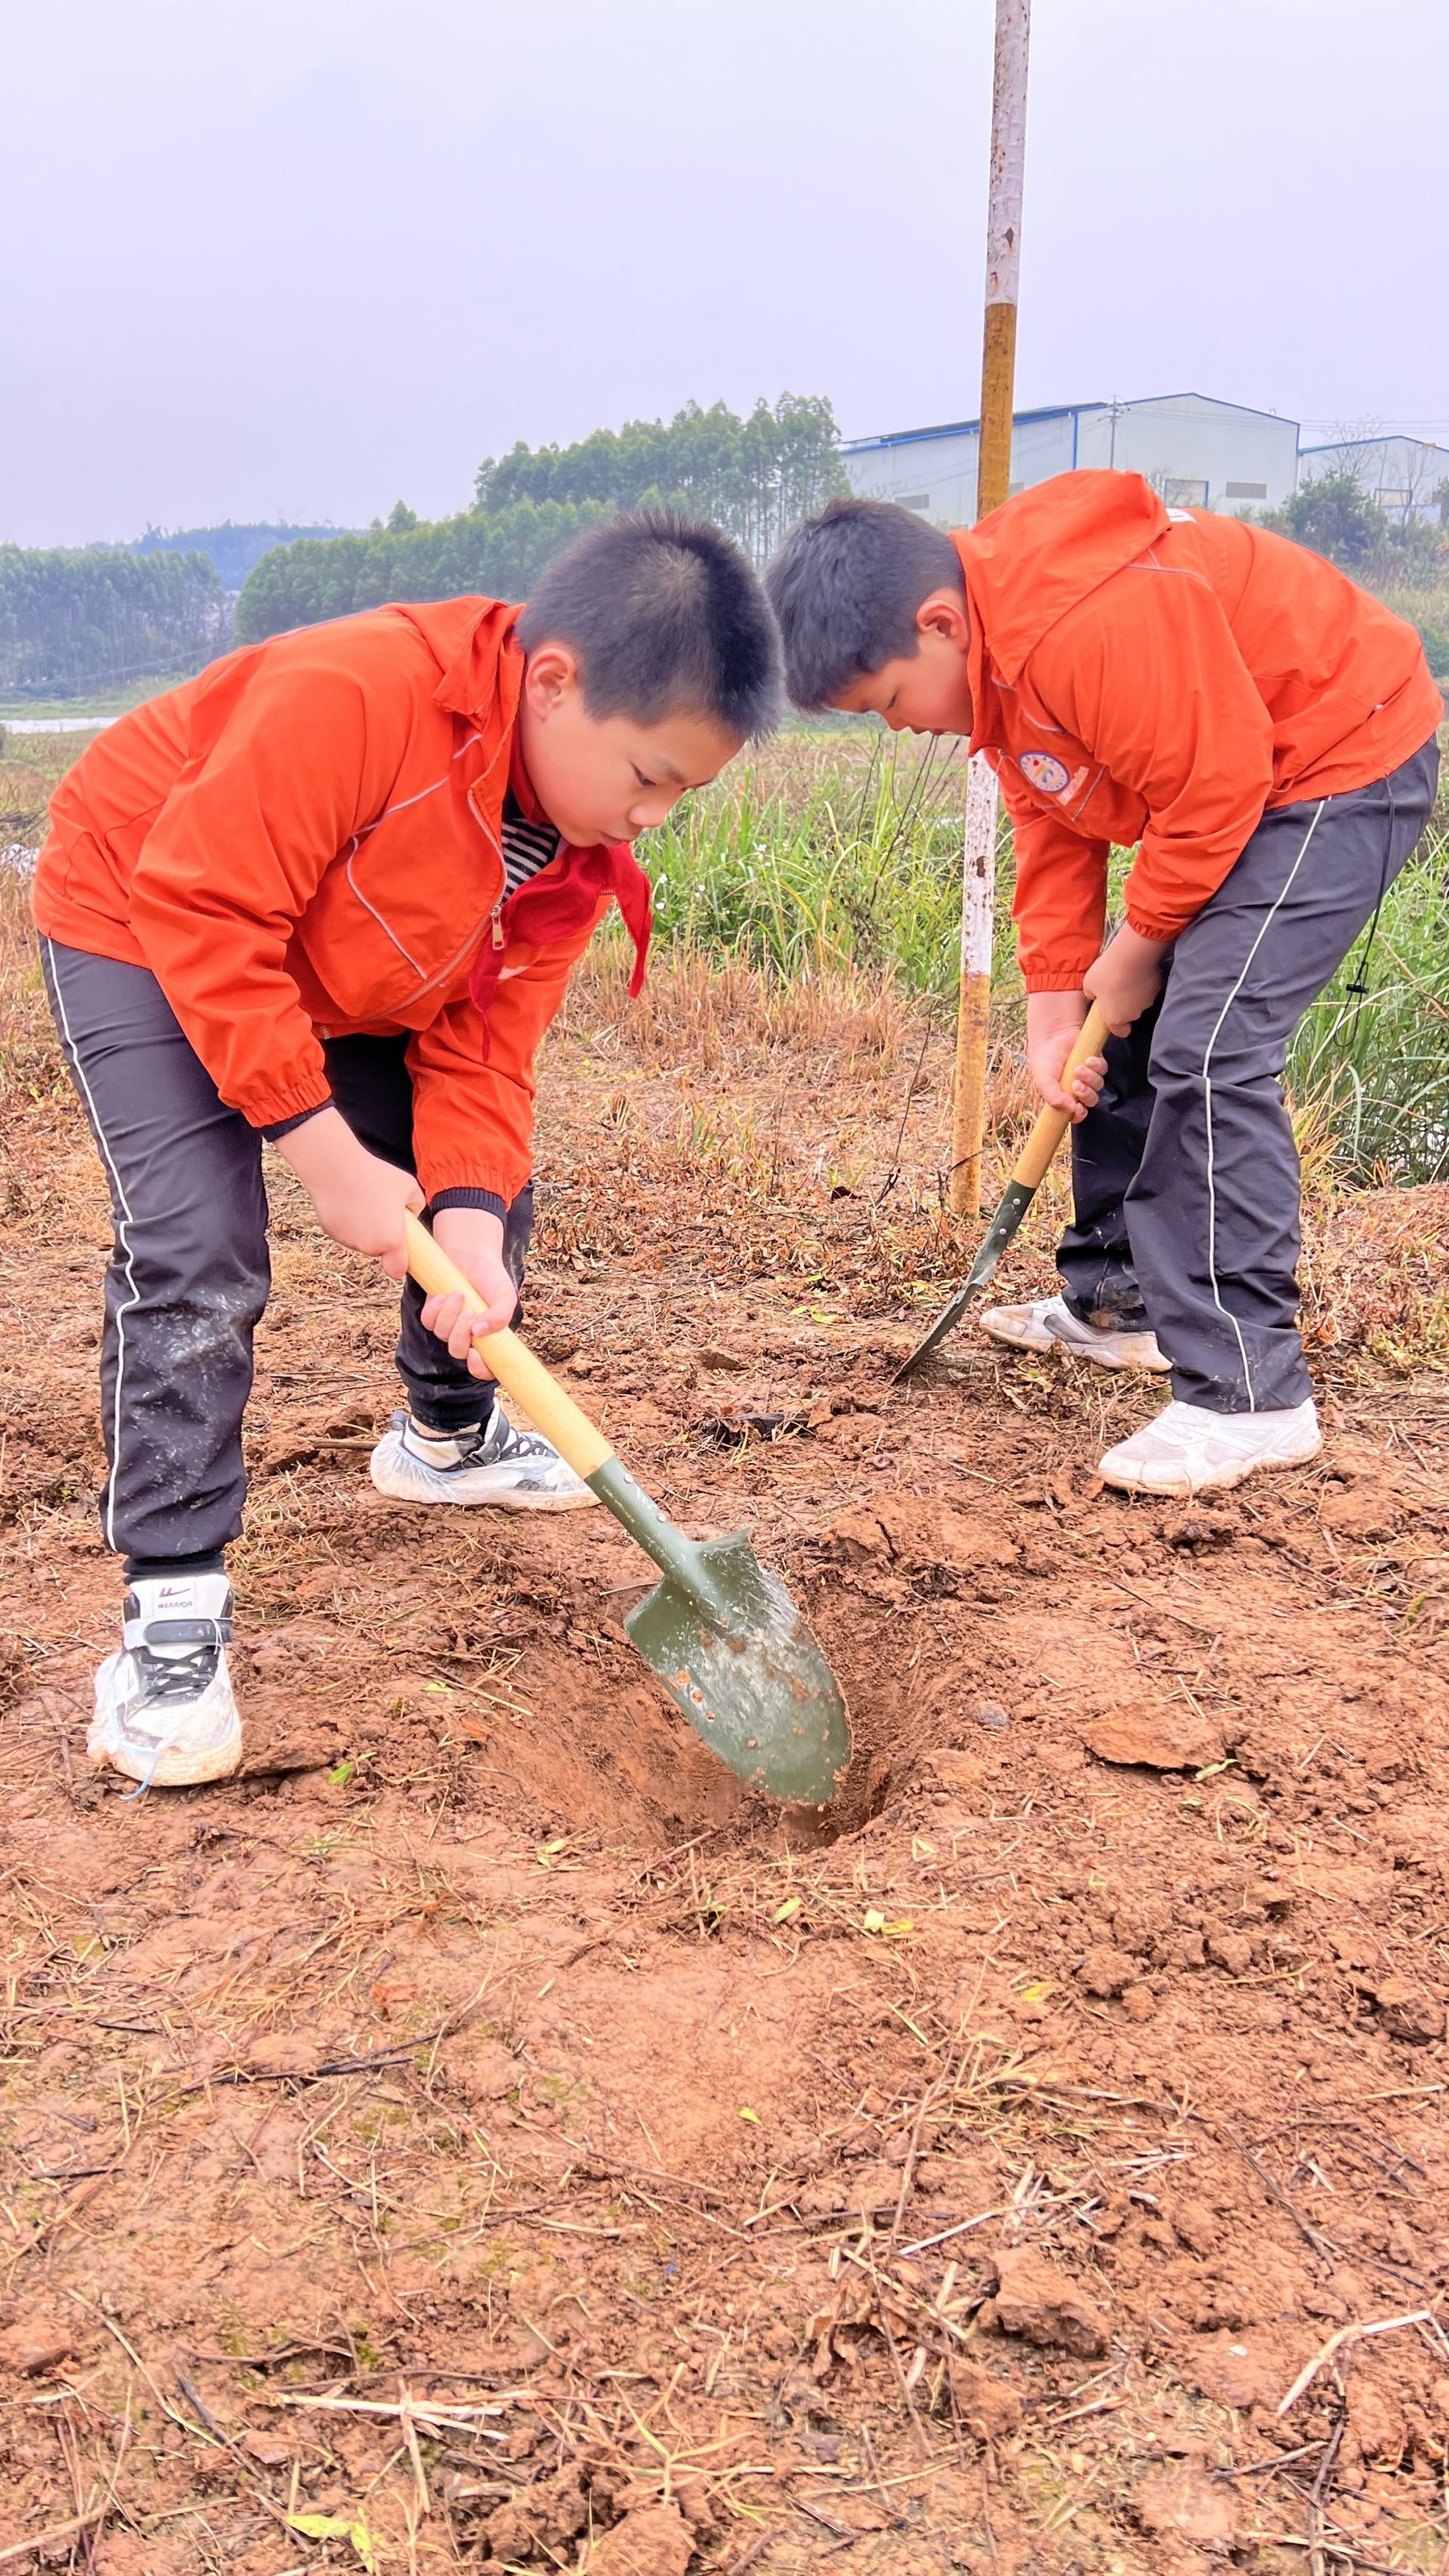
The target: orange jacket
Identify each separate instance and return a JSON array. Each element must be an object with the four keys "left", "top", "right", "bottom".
[
  {"left": 952, "top": 474, "right": 1442, "bottom": 991},
  {"left": 33, "top": 600, "right": 649, "bottom": 1206}
]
